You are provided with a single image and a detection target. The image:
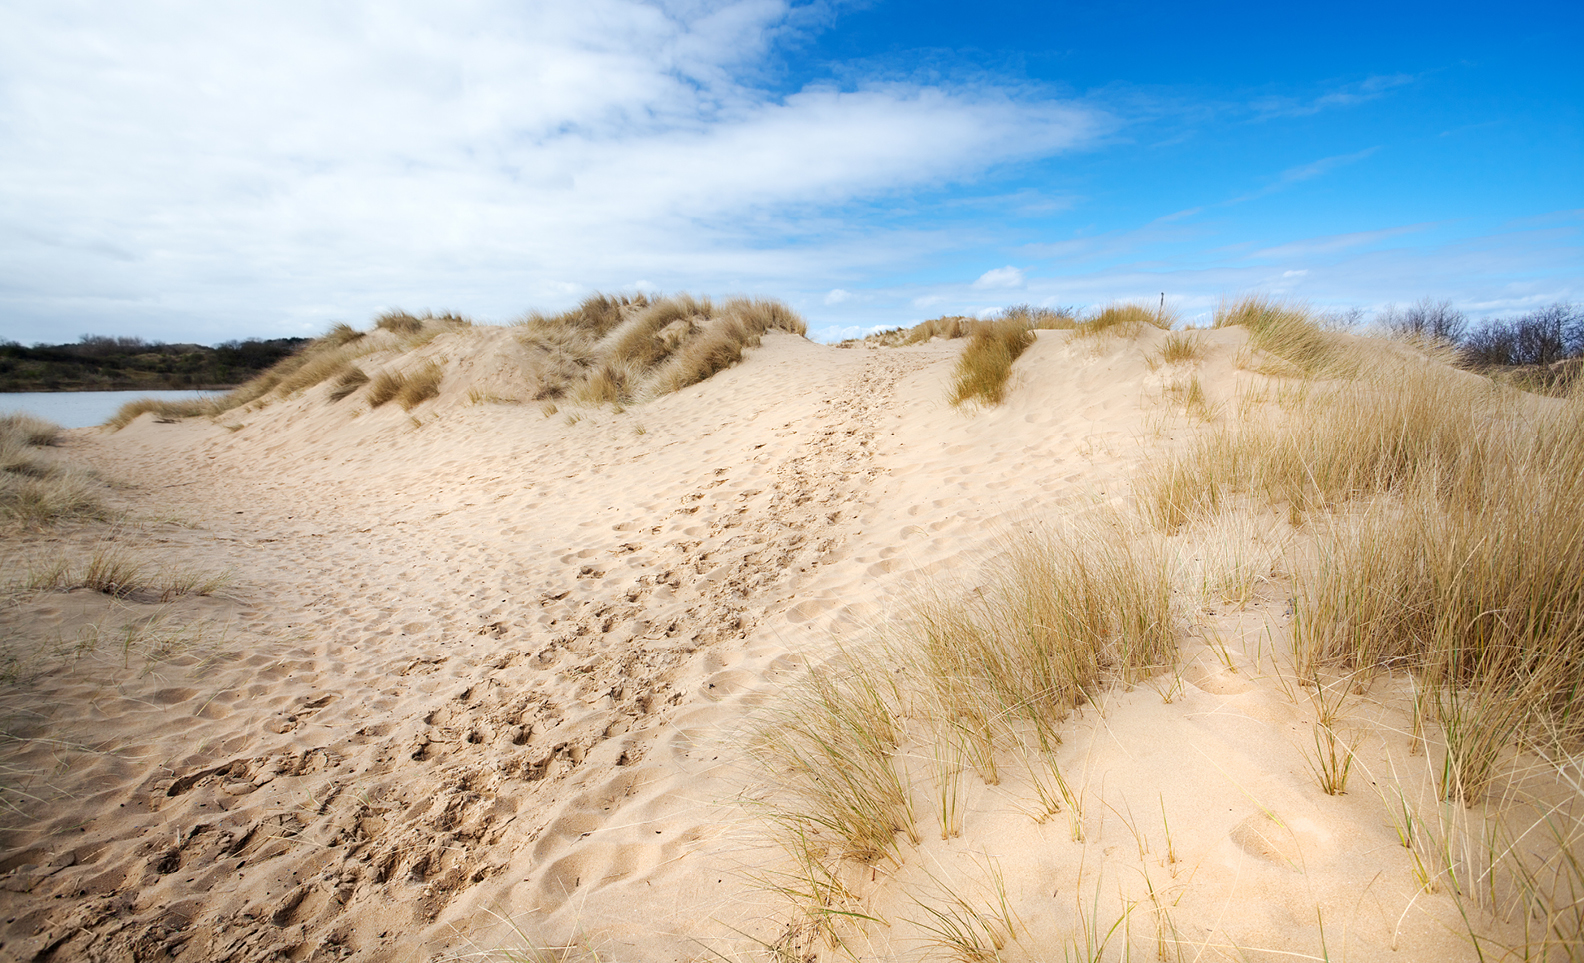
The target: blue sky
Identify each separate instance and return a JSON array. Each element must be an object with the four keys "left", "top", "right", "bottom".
[{"left": 1, "top": 1, "right": 1578, "bottom": 345}]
